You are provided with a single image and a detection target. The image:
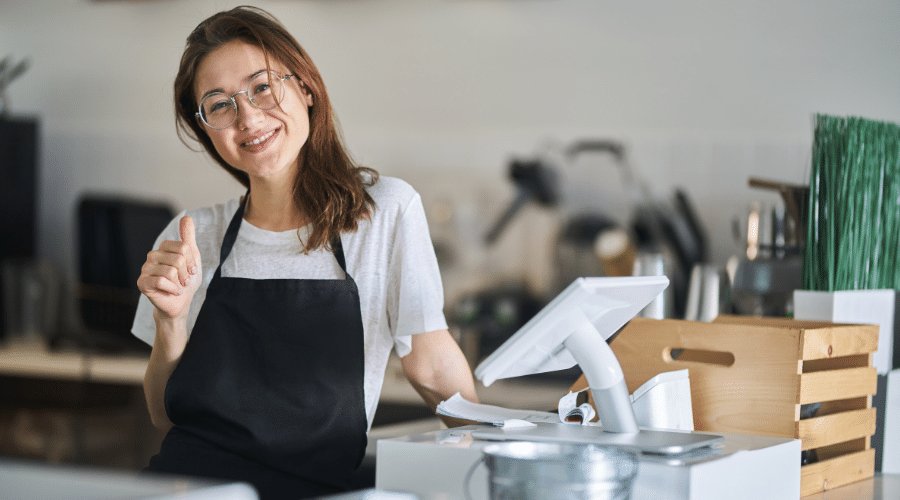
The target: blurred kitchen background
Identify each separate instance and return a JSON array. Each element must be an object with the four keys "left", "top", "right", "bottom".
[{"left": 1, "top": 0, "right": 899, "bottom": 477}]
